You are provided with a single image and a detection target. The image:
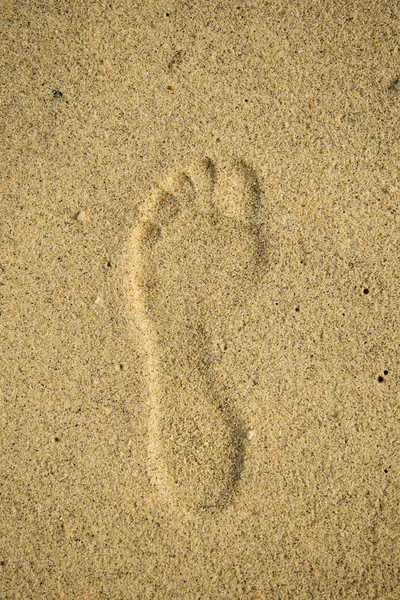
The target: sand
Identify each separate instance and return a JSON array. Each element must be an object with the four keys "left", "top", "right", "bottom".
[{"left": 1, "top": 0, "right": 399, "bottom": 598}]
